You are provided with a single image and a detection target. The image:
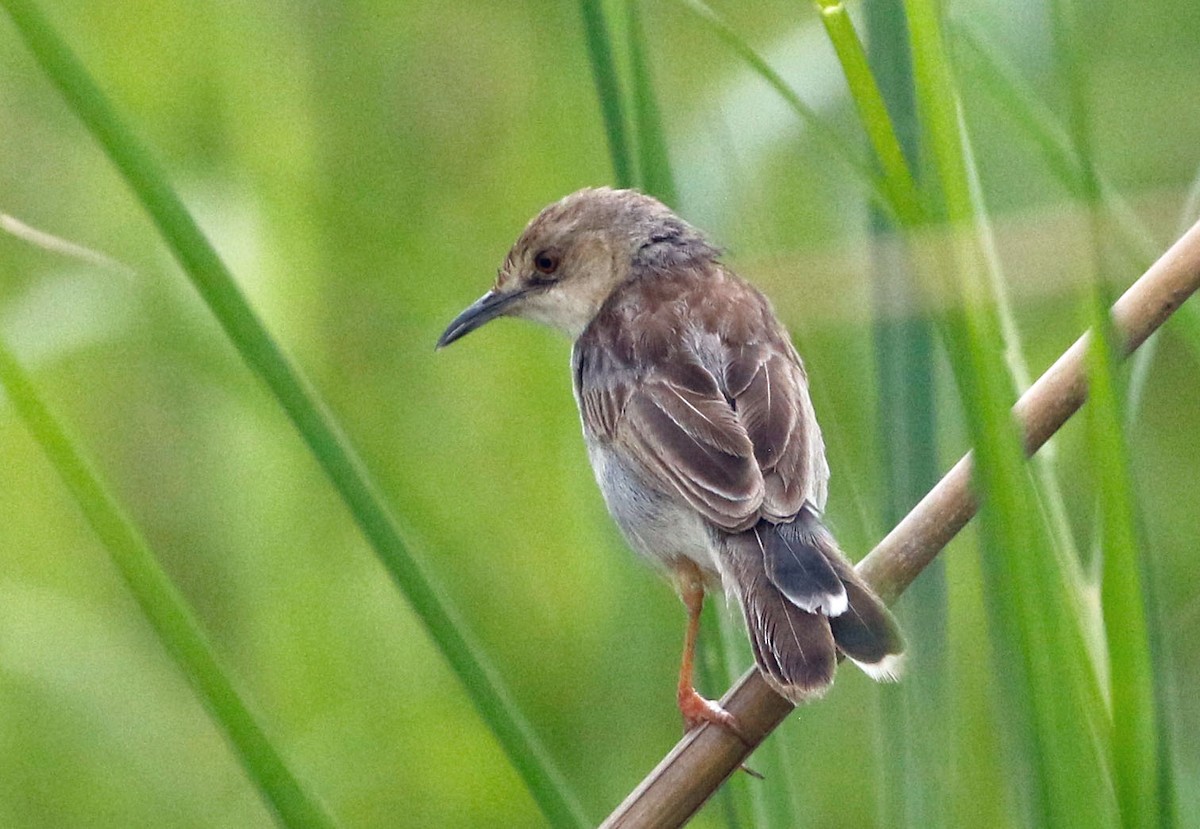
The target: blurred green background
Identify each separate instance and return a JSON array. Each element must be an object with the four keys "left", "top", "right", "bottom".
[{"left": 1, "top": 0, "right": 1198, "bottom": 826}]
